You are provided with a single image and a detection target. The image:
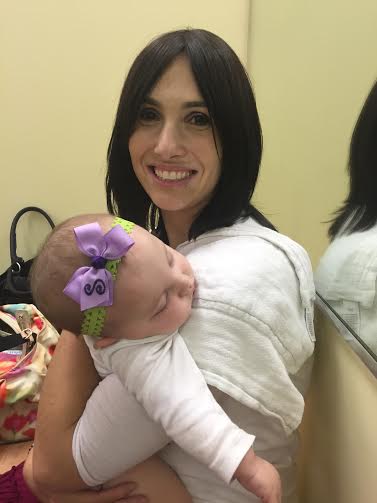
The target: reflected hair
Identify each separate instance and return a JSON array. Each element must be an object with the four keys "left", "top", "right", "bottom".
[
  {"left": 329, "top": 80, "right": 377, "bottom": 240},
  {"left": 106, "top": 28, "right": 275, "bottom": 241}
]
